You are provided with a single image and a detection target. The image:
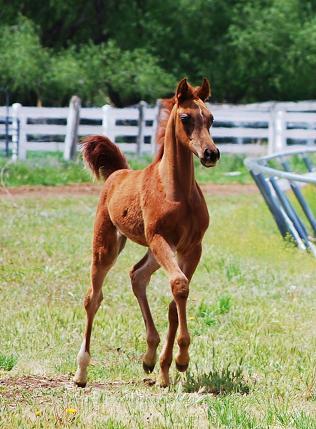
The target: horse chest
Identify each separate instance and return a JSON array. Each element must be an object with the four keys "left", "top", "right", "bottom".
[
  {"left": 177, "top": 206, "right": 209, "bottom": 249},
  {"left": 148, "top": 198, "right": 209, "bottom": 249}
]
